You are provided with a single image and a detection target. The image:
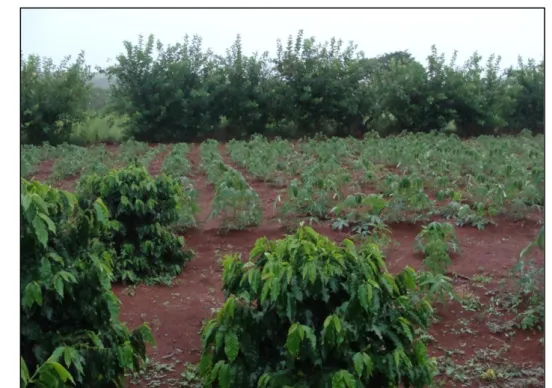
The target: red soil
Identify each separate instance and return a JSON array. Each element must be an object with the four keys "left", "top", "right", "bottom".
[
  {"left": 148, "top": 144, "right": 173, "bottom": 176},
  {"left": 32, "top": 159, "right": 54, "bottom": 182}
]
